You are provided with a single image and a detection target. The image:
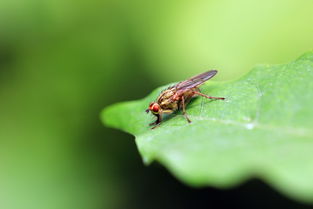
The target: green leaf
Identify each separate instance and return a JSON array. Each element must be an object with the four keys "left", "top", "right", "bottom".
[{"left": 101, "top": 52, "right": 313, "bottom": 203}]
